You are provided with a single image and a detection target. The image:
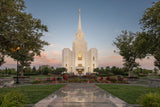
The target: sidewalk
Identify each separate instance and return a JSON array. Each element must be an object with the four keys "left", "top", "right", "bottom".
[{"left": 35, "top": 83, "right": 138, "bottom": 107}]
